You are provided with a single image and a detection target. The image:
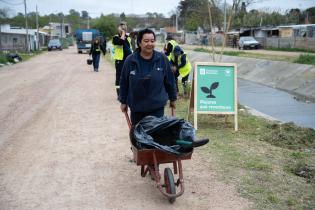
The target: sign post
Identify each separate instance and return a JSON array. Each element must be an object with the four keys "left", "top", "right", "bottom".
[{"left": 194, "top": 62, "right": 238, "bottom": 131}]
